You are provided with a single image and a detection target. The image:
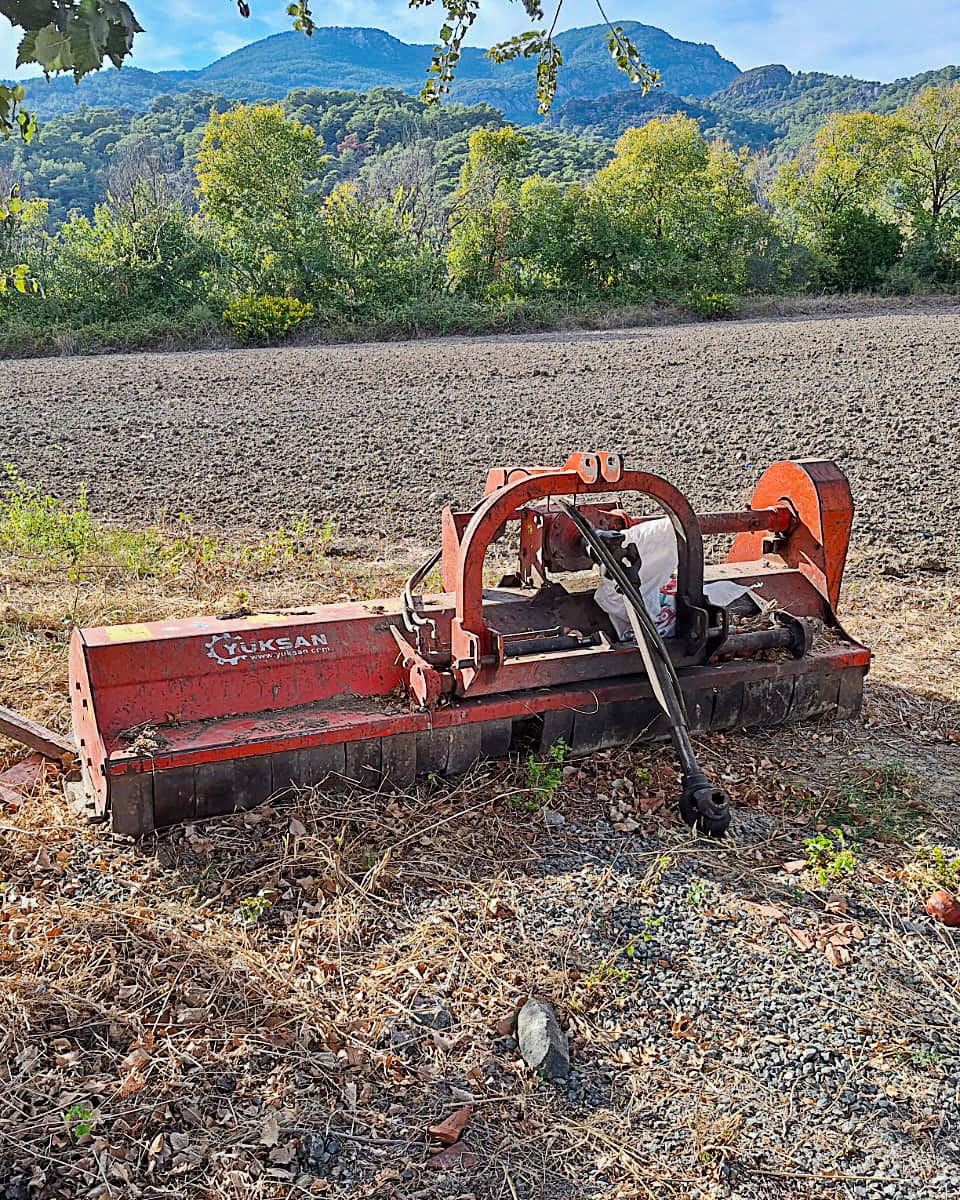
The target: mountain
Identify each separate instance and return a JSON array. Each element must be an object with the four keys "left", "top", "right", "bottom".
[
  {"left": 551, "top": 89, "right": 774, "bottom": 150},
  {"left": 9, "top": 22, "right": 740, "bottom": 125},
  {"left": 10, "top": 19, "right": 957, "bottom": 158},
  {"left": 708, "top": 63, "right": 960, "bottom": 152},
  {"left": 551, "top": 60, "right": 960, "bottom": 155}
]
